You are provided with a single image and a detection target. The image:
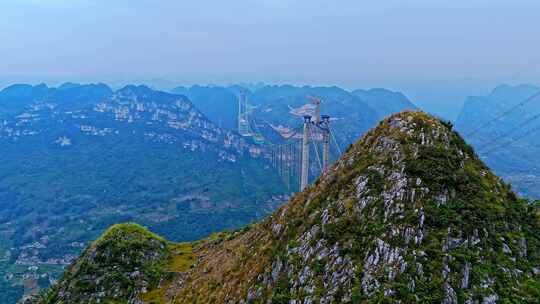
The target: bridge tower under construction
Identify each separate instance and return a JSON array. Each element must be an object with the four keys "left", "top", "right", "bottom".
[
  {"left": 270, "top": 96, "right": 339, "bottom": 193},
  {"left": 300, "top": 115, "right": 311, "bottom": 191},
  {"left": 321, "top": 115, "right": 331, "bottom": 171}
]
